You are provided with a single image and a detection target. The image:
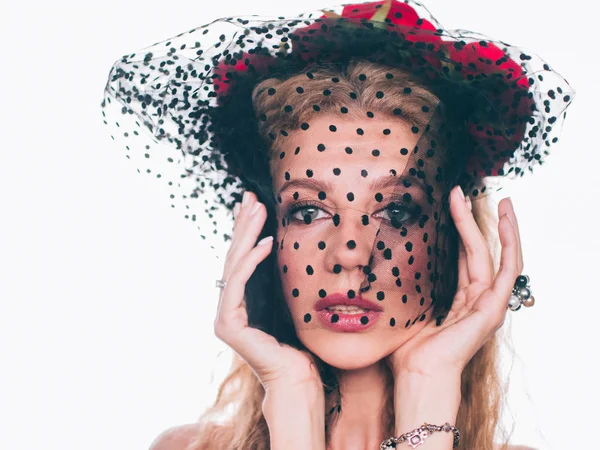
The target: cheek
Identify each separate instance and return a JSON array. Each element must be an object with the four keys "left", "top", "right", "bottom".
[
  {"left": 354, "top": 234, "right": 431, "bottom": 315},
  {"left": 276, "top": 239, "right": 325, "bottom": 303}
]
